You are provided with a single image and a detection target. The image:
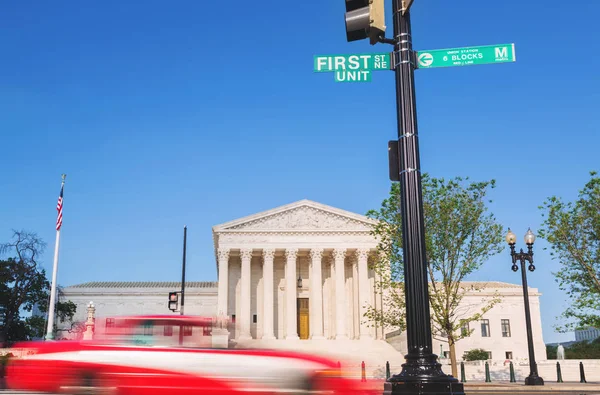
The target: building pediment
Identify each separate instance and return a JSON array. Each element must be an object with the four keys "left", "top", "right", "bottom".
[{"left": 213, "top": 199, "right": 376, "bottom": 233}]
